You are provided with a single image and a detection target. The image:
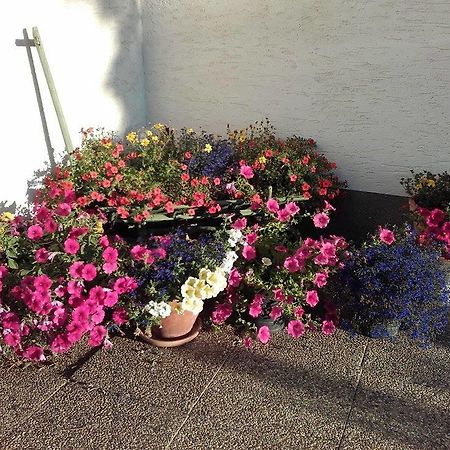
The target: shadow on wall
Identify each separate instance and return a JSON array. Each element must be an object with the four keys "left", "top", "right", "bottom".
[{"left": 91, "top": 0, "right": 147, "bottom": 133}]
